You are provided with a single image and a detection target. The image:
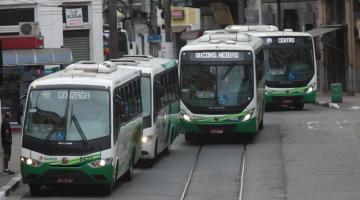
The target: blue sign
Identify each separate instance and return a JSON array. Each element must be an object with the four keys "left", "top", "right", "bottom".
[
  {"left": 218, "top": 95, "right": 227, "bottom": 105},
  {"left": 288, "top": 72, "right": 295, "bottom": 81},
  {"left": 56, "top": 132, "right": 65, "bottom": 141},
  {"left": 148, "top": 34, "right": 162, "bottom": 43}
]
